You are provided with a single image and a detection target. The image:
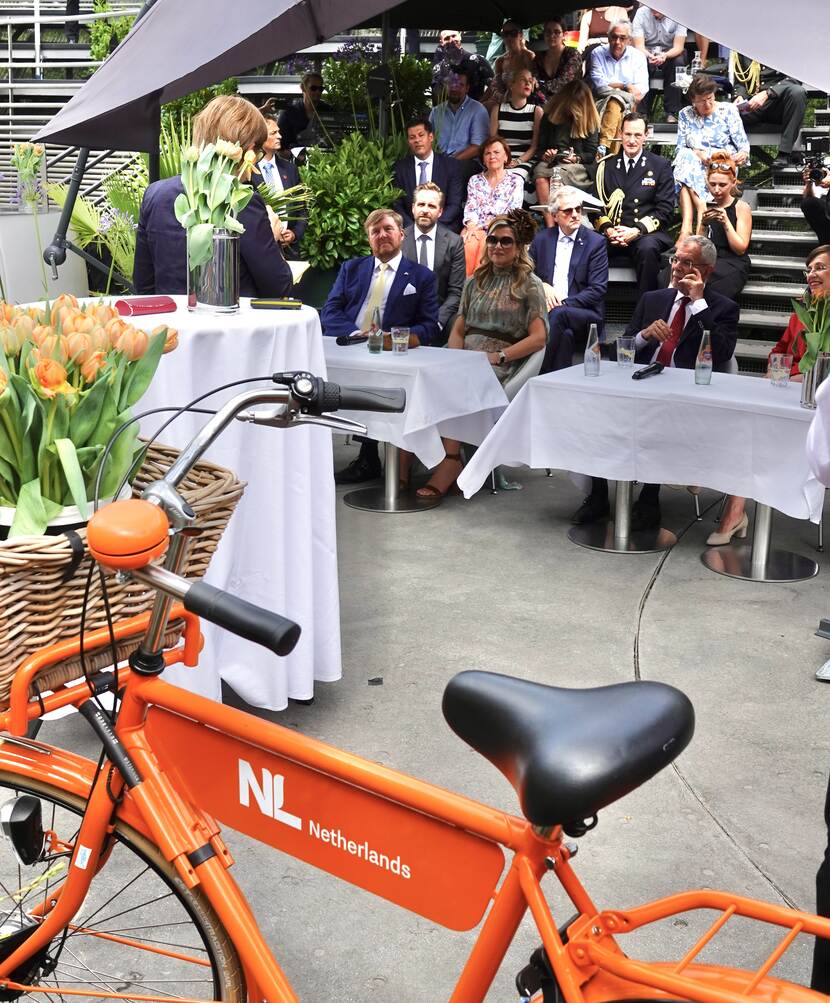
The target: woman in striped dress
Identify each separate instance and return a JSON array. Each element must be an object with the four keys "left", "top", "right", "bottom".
[{"left": 490, "top": 67, "right": 542, "bottom": 198}]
